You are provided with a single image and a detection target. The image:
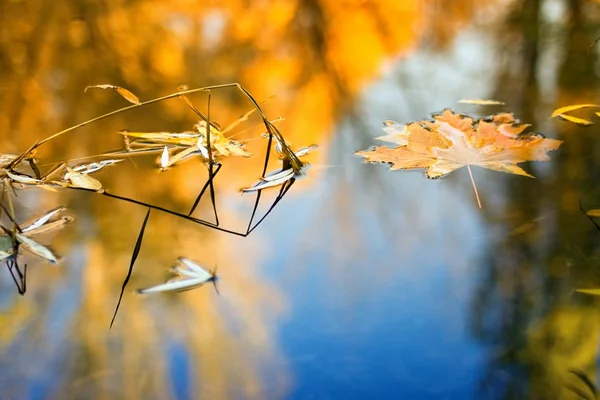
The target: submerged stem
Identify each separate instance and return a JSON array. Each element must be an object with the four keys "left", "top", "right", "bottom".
[{"left": 466, "top": 165, "right": 482, "bottom": 209}]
